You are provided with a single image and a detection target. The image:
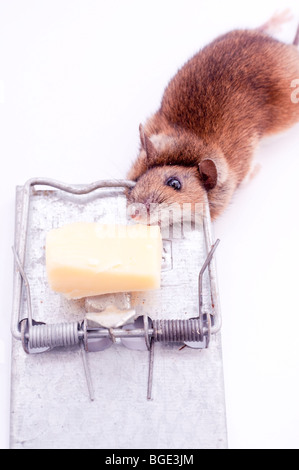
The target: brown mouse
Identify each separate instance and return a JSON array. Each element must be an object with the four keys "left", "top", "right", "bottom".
[{"left": 126, "top": 13, "right": 299, "bottom": 223}]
